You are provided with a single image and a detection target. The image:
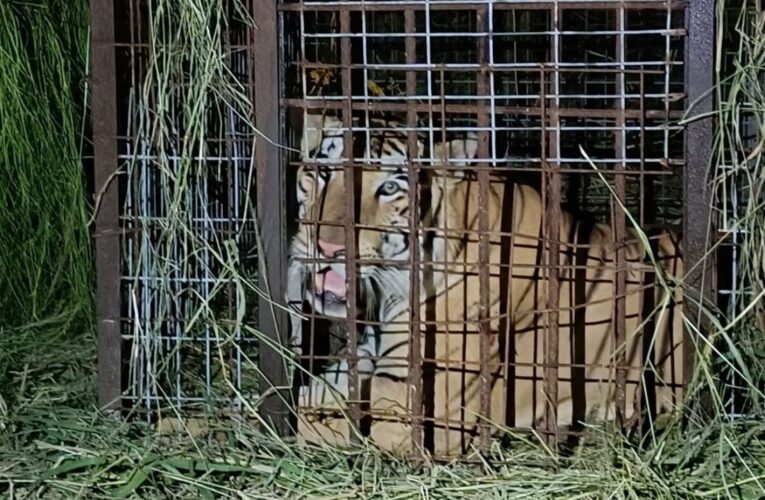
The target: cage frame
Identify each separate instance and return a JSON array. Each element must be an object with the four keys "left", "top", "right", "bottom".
[
  {"left": 92, "top": 0, "right": 121, "bottom": 413},
  {"left": 91, "top": 0, "right": 717, "bottom": 451}
]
